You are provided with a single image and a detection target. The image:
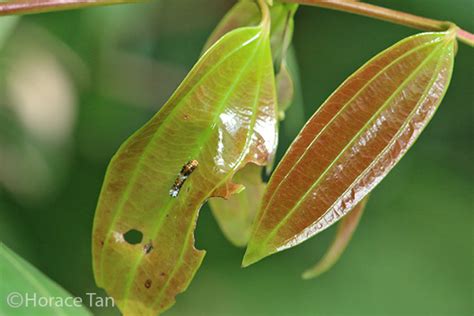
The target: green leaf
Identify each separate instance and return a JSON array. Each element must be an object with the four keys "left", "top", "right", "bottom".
[
  {"left": 275, "top": 62, "right": 294, "bottom": 120},
  {"left": 280, "top": 45, "right": 306, "bottom": 138},
  {"left": 209, "top": 164, "right": 265, "bottom": 247},
  {"left": 0, "top": 16, "right": 18, "bottom": 48},
  {"left": 0, "top": 243, "right": 92, "bottom": 316},
  {"left": 208, "top": 49, "right": 300, "bottom": 247},
  {"left": 205, "top": 0, "right": 298, "bottom": 248},
  {"left": 268, "top": 2, "right": 297, "bottom": 73},
  {"left": 202, "top": 0, "right": 260, "bottom": 52},
  {"left": 92, "top": 4, "right": 277, "bottom": 315},
  {"left": 243, "top": 30, "right": 456, "bottom": 267},
  {"left": 203, "top": 0, "right": 298, "bottom": 72},
  {"left": 302, "top": 196, "right": 368, "bottom": 279}
]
